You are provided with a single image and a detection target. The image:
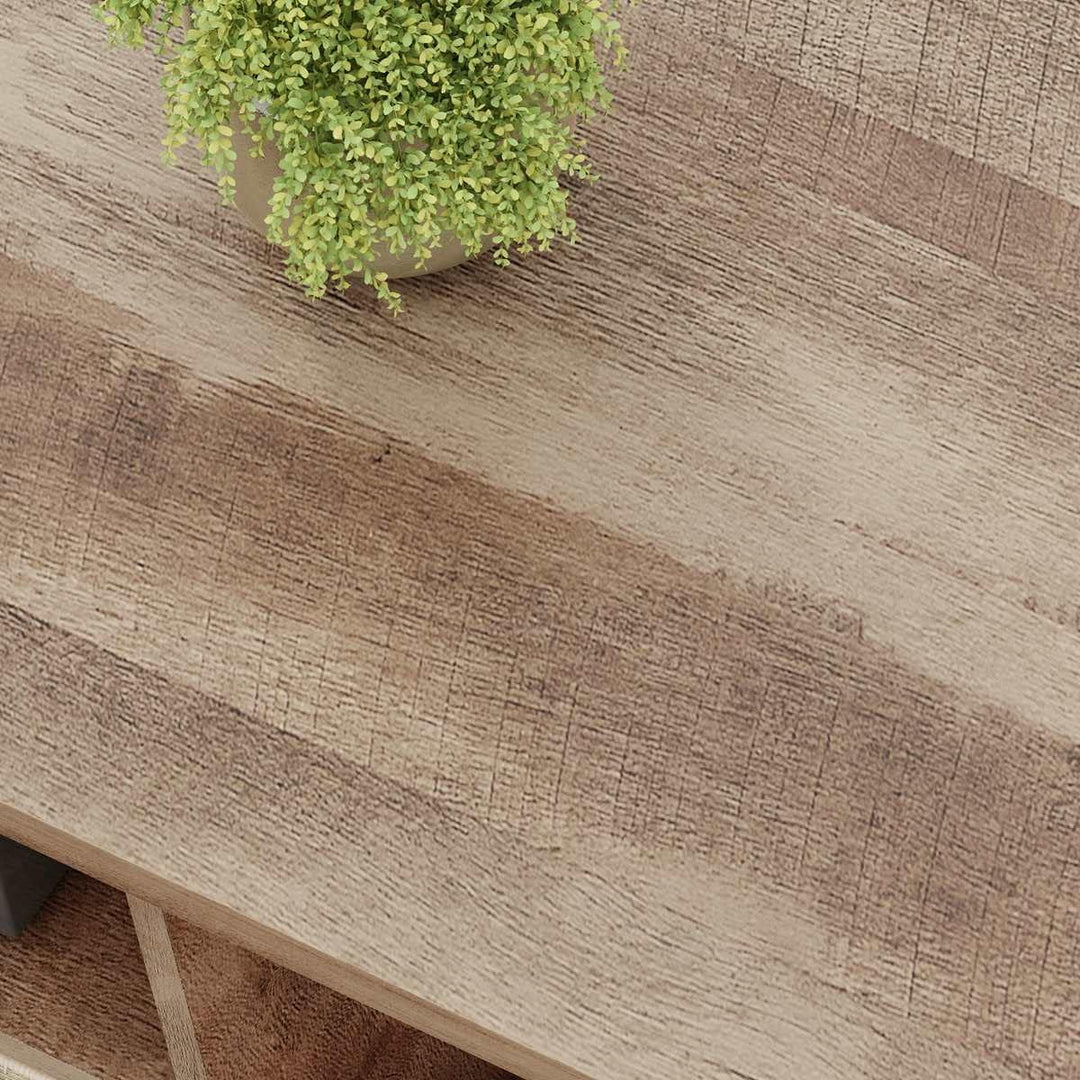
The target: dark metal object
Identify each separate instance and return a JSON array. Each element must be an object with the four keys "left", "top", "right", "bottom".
[{"left": 0, "top": 836, "right": 66, "bottom": 937}]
